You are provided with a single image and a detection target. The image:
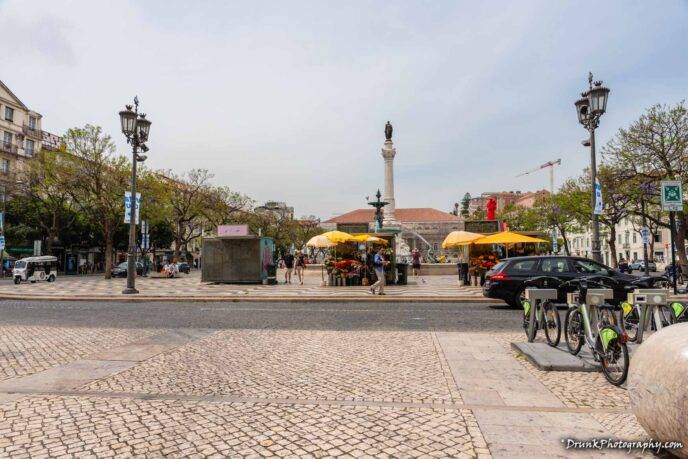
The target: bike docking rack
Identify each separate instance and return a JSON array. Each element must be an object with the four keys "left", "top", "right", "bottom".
[
  {"left": 523, "top": 288, "right": 558, "bottom": 343},
  {"left": 625, "top": 289, "right": 668, "bottom": 344},
  {"left": 513, "top": 288, "right": 620, "bottom": 373}
]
